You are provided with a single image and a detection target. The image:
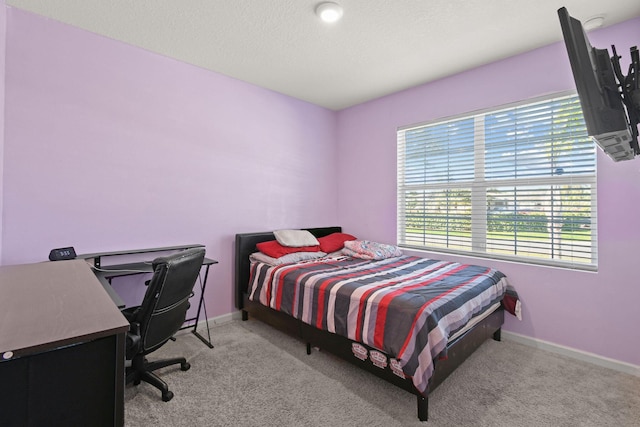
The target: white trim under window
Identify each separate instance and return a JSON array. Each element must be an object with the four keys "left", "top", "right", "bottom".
[{"left": 397, "top": 93, "right": 597, "bottom": 271}]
